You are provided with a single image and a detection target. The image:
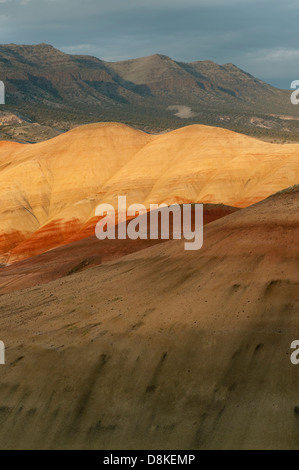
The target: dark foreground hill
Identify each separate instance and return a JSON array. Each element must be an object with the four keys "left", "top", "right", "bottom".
[{"left": 0, "top": 187, "right": 298, "bottom": 449}]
